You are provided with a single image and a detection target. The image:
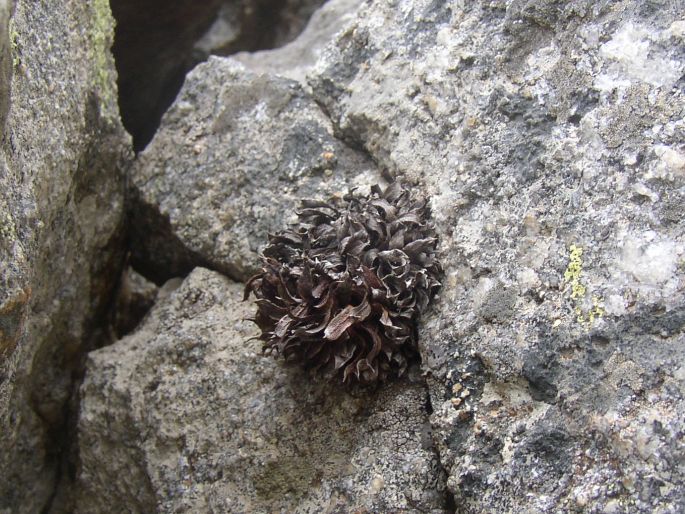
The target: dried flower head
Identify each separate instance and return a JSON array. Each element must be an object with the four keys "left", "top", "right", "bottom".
[{"left": 244, "top": 181, "right": 441, "bottom": 384}]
